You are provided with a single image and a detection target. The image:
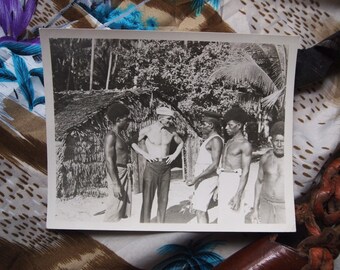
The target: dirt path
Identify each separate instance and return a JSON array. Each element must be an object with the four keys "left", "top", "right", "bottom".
[{"left": 56, "top": 162, "right": 260, "bottom": 225}]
